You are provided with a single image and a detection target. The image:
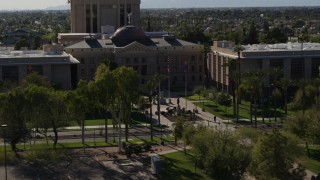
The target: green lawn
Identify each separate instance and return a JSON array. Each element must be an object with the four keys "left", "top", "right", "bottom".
[
  {"left": 68, "top": 119, "right": 113, "bottom": 126},
  {"left": 157, "top": 151, "right": 211, "bottom": 180},
  {"left": 67, "top": 112, "right": 150, "bottom": 127},
  {"left": 192, "top": 97, "right": 288, "bottom": 121},
  {"left": 299, "top": 146, "right": 320, "bottom": 173}
]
